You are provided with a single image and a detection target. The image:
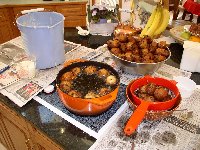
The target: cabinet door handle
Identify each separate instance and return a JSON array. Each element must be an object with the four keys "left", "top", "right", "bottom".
[
  {"left": 25, "top": 139, "right": 32, "bottom": 150},
  {"left": 25, "top": 138, "right": 30, "bottom": 143}
]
